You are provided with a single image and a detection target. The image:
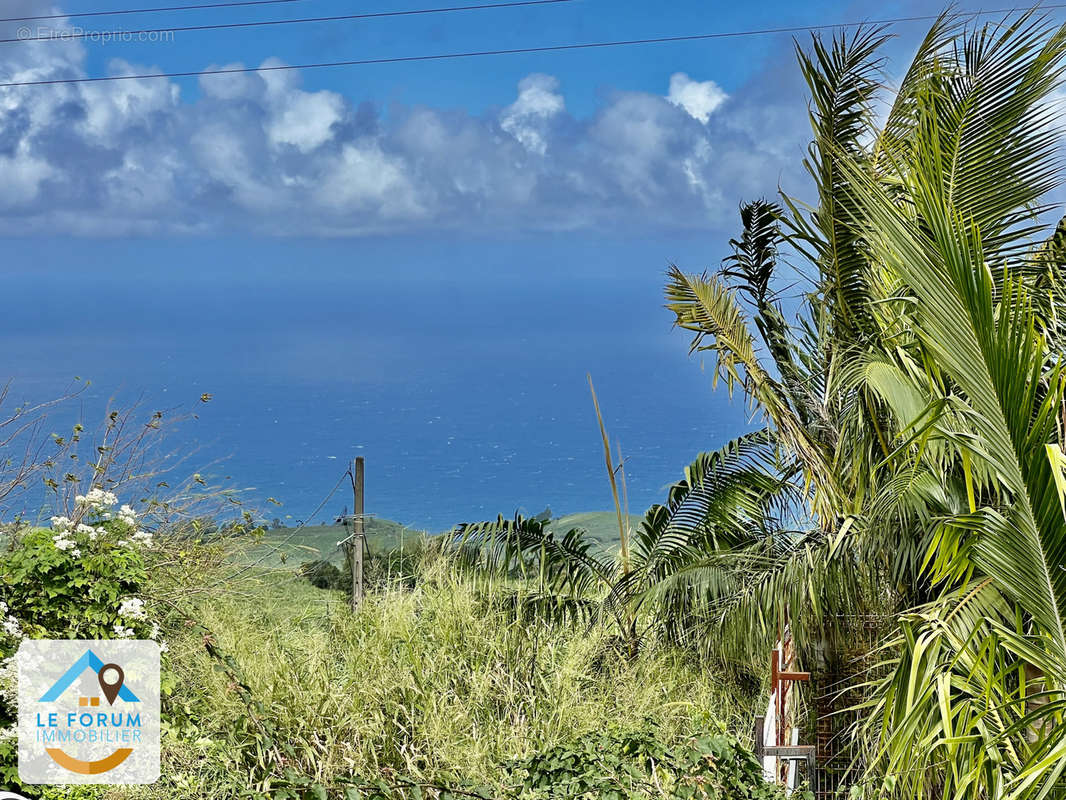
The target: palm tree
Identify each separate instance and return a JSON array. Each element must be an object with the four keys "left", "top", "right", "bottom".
[
  {"left": 453, "top": 11, "right": 1066, "bottom": 797},
  {"left": 666, "top": 10, "right": 1066, "bottom": 799}
]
